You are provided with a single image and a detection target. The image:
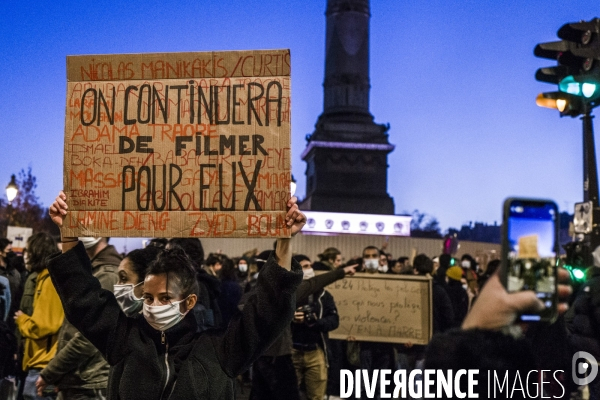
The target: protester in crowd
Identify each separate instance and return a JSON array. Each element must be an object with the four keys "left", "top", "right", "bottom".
[
  {"left": 355, "top": 246, "right": 395, "bottom": 400},
  {"left": 445, "top": 265, "right": 469, "bottom": 327},
  {"left": 313, "top": 247, "right": 342, "bottom": 271},
  {"left": 567, "top": 245, "right": 600, "bottom": 399},
  {"left": 433, "top": 253, "right": 452, "bottom": 286},
  {"left": 378, "top": 251, "right": 390, "bottom": 273},
  {"left": 167, "top": 238, "right": 222, "bottom": 331},
  {"left": 395, "top": 253, "right": 456, "bottom": 392},
  {"left": 218, "top": 257, "right": 243, "bottom": 328},
  {"left": 432, "top": 256, "right": 440, "bottom": 274},
  {"left": 461, "top": 253, "right": 480, "bottom": 295},
  {"left": 389, "top": 256, "right": 411, "bottom": 275},
  {"left": 1, "top": 238, "right": 21, "bottom": 327},
  {"left": 48, "top": 191, "right": 306, "bottom": 400},
  {"left": 291, "top": 254, "right": 339, "bottom": 400},
  {"left": 14, "top": 247, "right": 39, "bottom": 400},
  {"left": 204, "top": 253, "right": 223, "bottom": 277},
  {"left": 415, "top": 254, "right": 455, "bottom": 332},
  {"left": 0, "top": 275, "right": 10, "bottom": 322},
  {"left": 362, "top": 246, "right": 380, "bottom": 274},
  {"left": 14, "top": 233, "right": 63, "bottom": 400},
  {"left": 37, "top": 237, "right": 121, "bottom": 399},
  {"left": 113, "top": 246, "right": 162, "bottom": 316},
  {"left": 425, "top": 267, "right": 567, "bottom": 398},
  {"left": 235, "top": 256, "right": 250, "bottom": 286},
  {"left": 247, "top": 253, "right": 357, "bottom": 400}
]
